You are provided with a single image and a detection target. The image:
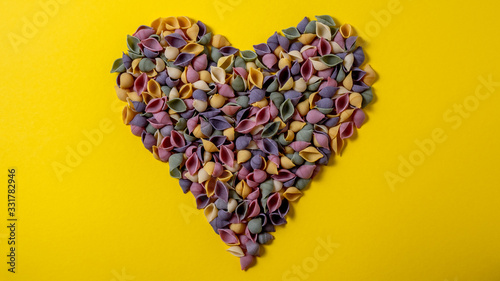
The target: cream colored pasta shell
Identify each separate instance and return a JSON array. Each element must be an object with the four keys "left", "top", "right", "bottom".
[
  {"left": 192, "top": 80, "right": 211, "bottom": 91},
  {"left": 227, "top": 246, "right": 245, "bottom": 257},
  {"left": 309, "top": 57, "right": 330, "bottom": 71},
  {"left": 293, "top": 78, "right": 307, "bottom": 92},
  {"left": 164, "top": 47, "right": 179, "bottom": 61},
  {"left": 227, "top": 199, "right": 237, "bottom": 213},
  {"left": 211, "top": 67, "right": 226, "bottom": 84},
  {"left": 316, "top": 22, "right": 332, "bottom": 39},
  {"left": 288, "top": 50, "right": 304, "bottom": 63},
  {"left": 166, "top": 66, "right": 182, "bottom": 79},
  {"left": 343, "top": 53, "right": 354, "bottom": 72},
  {"left": 168, "top": 86, "right": 179, "bottom": 99}
]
